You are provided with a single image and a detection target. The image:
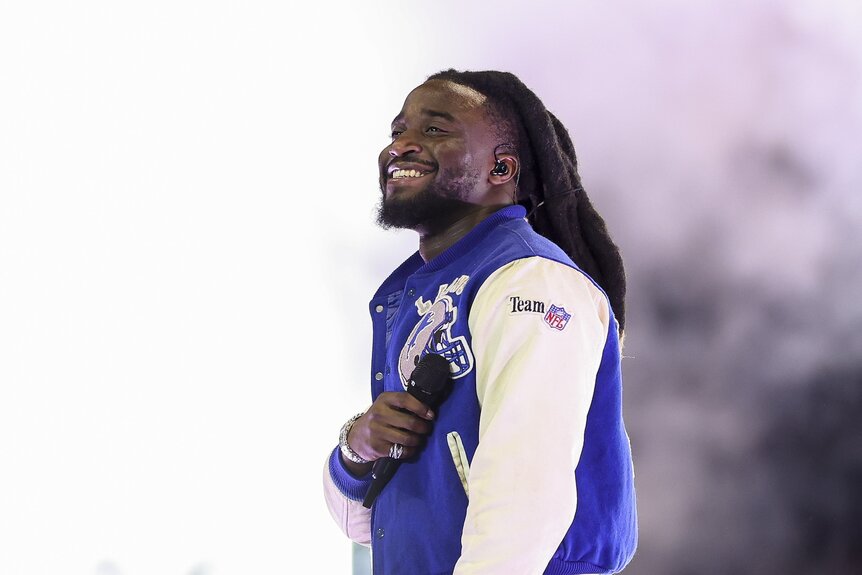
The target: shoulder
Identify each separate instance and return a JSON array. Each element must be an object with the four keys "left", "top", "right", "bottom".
[
  {"left": 462, "top": 219, "right": 579, "bottom": 290},
  {"left": 470, "top": 256, "right": 611, "bottom": 337},
  {"left": 484, "top": 217, "right": 572, "bottom": 262}
]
